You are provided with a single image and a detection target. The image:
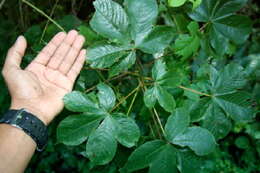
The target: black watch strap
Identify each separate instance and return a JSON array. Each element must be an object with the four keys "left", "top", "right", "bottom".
[{"left": 0, "top": 109, "right": 48, "bottom": 151}]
